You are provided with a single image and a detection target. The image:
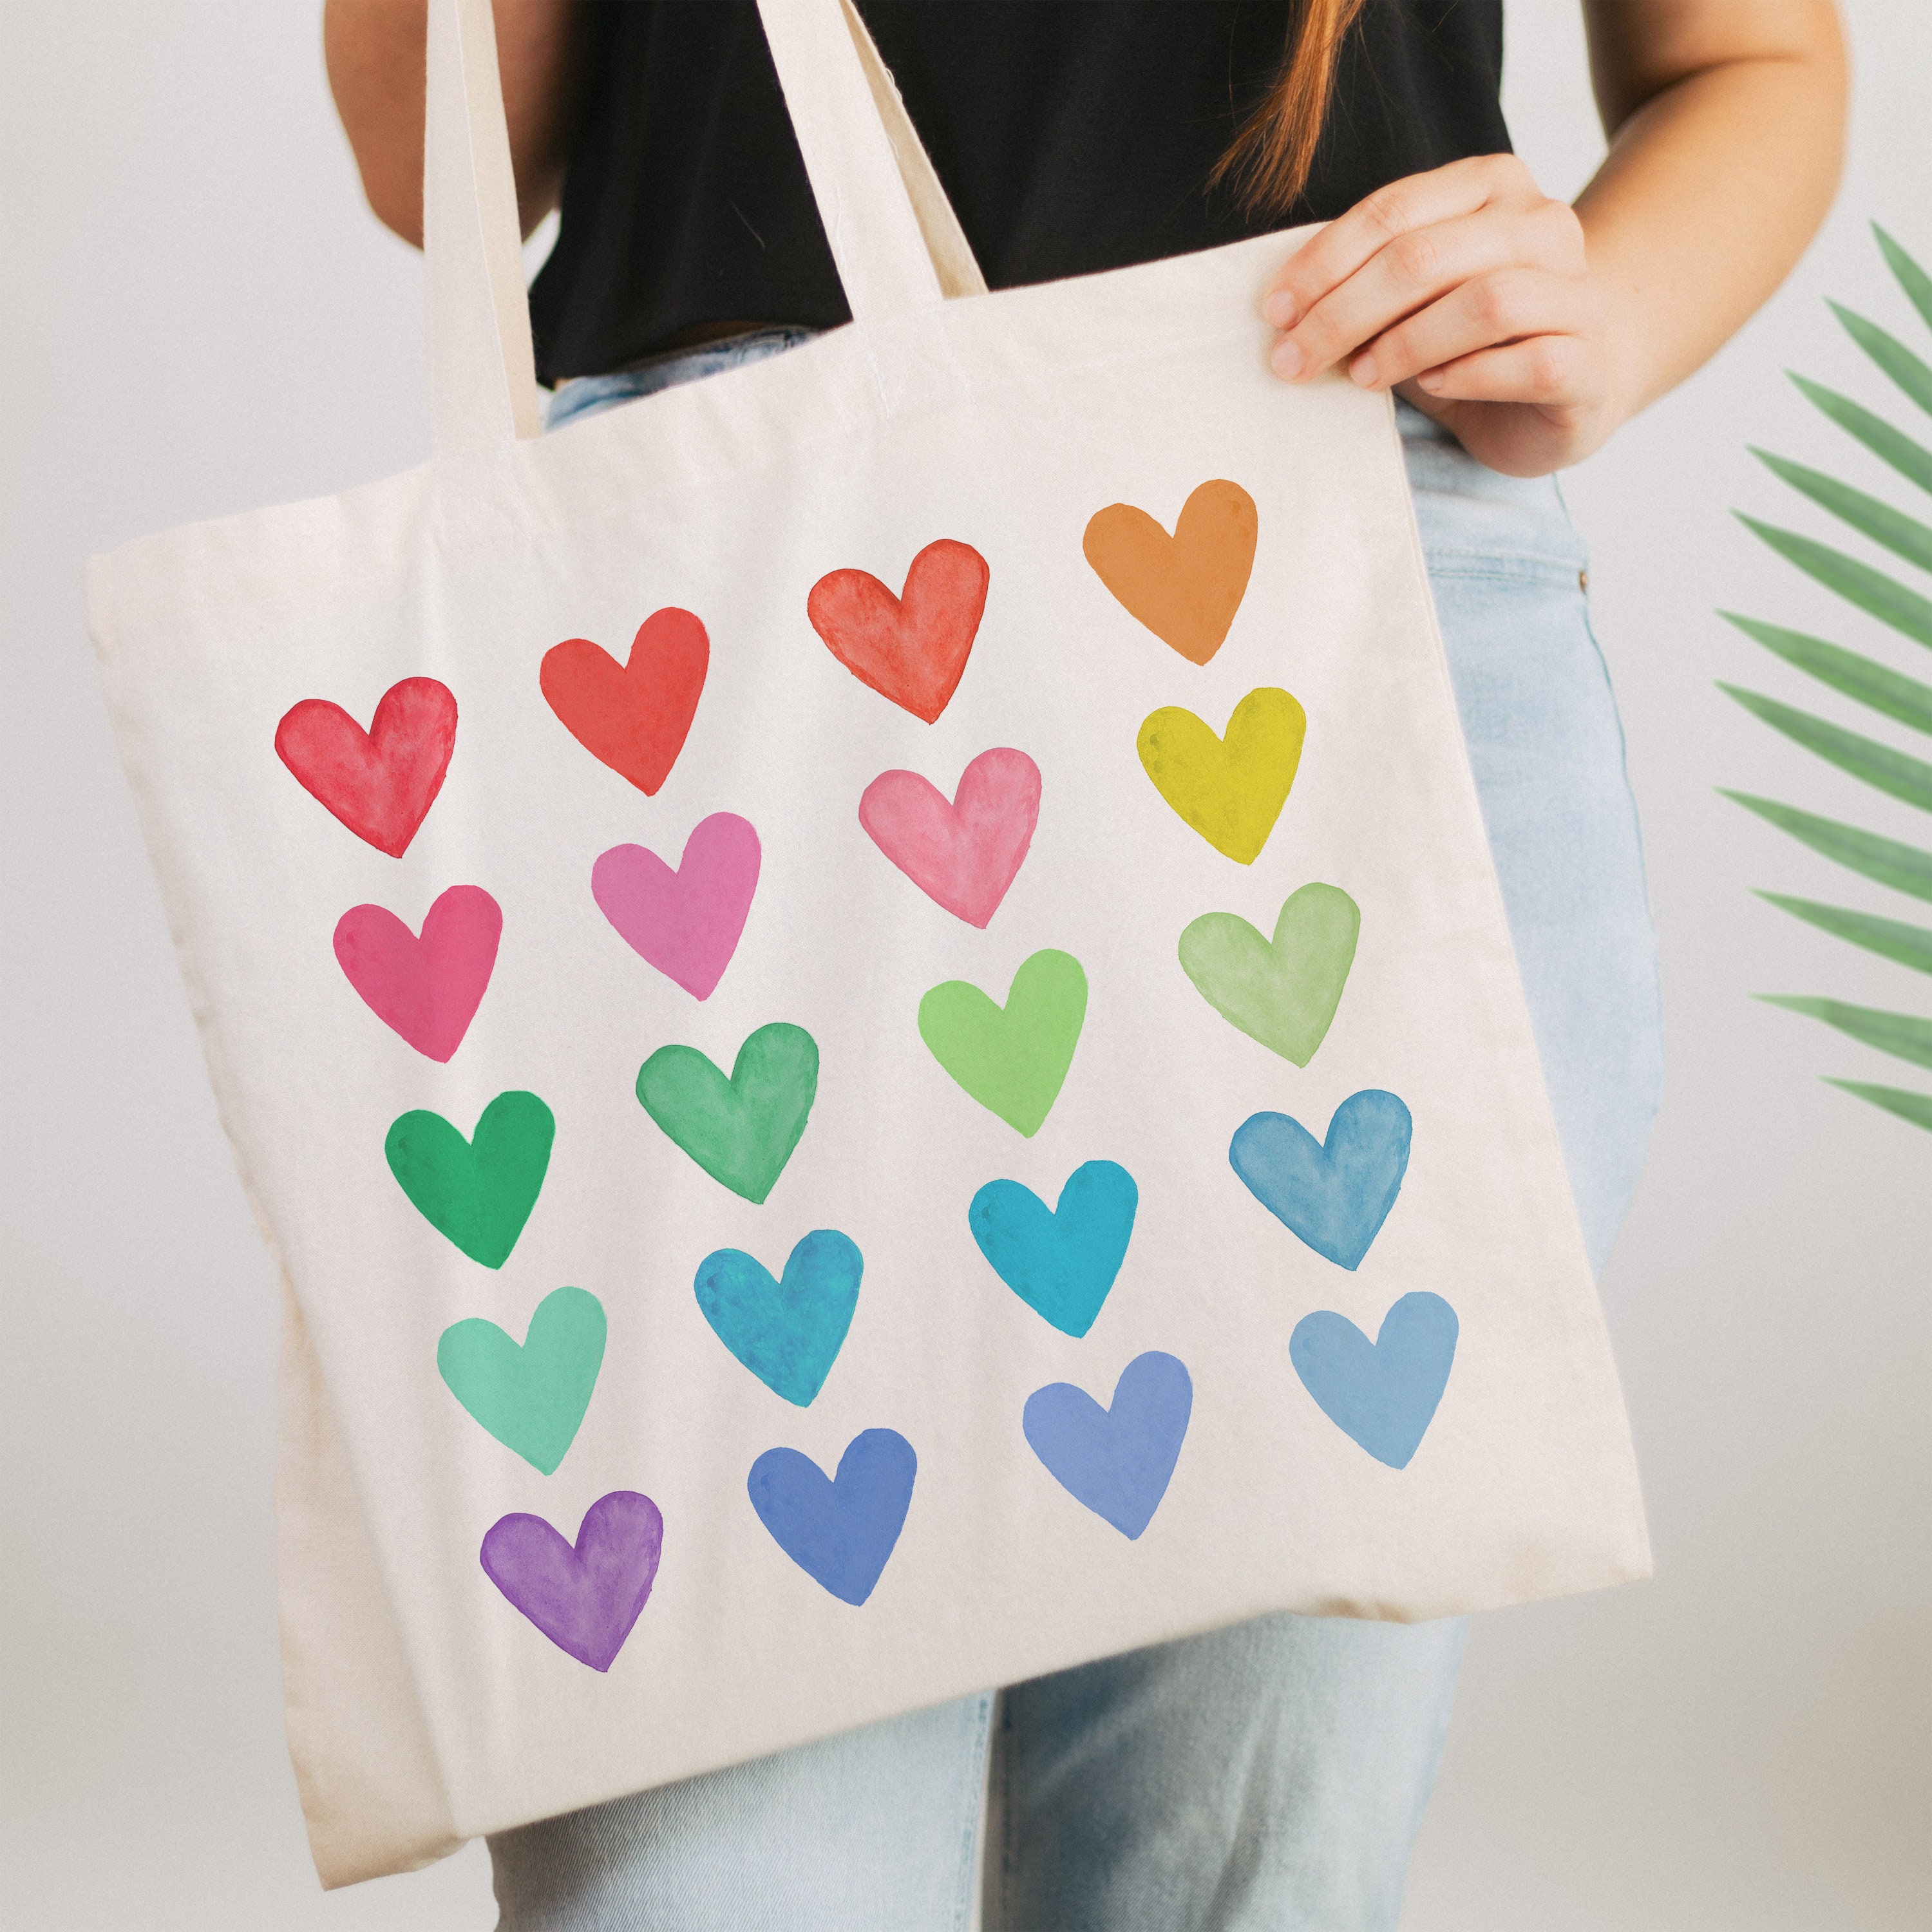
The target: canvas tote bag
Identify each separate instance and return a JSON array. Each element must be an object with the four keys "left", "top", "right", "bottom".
[{"left": 88, "top": 0, "right": 1649, "bottom": 1886}]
